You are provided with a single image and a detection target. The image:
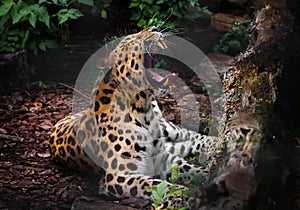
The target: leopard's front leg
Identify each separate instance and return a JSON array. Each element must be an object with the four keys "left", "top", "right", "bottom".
[{"left": 161, "top": 119, "right": 220, "bottom": 160}]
